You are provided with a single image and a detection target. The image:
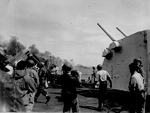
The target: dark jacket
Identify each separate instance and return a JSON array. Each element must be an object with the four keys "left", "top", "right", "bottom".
[{"left": 61, "top": 72, "right": 80, "bottom": 99}]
